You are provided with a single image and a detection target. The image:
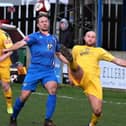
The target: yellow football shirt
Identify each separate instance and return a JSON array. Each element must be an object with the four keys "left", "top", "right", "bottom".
[
  {"left": 70, "top": 45, "right": 115, "bottom": 99},
  {"left": 72, "top": 45, "right": 115, "bottom": 77},
  {"left": 0, "top": 29, "right": 12, "bottom": 67}
]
